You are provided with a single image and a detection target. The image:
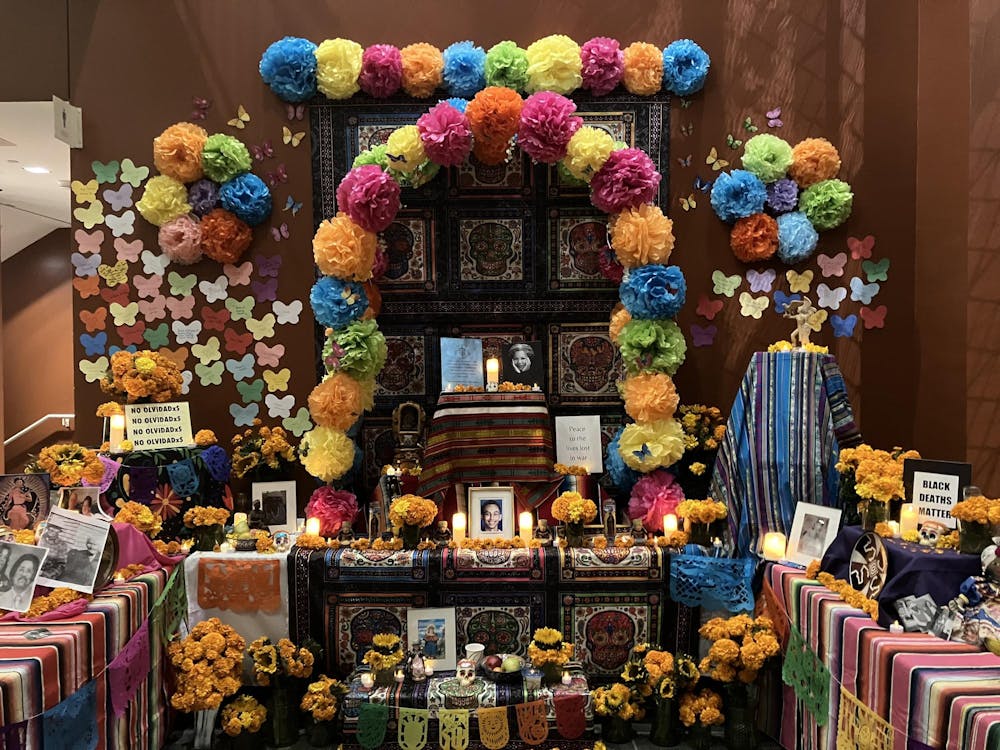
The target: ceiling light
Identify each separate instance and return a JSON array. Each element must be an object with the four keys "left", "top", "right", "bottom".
[{"left": 23, "top": 165, "right": 50, "bottom": 174}]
